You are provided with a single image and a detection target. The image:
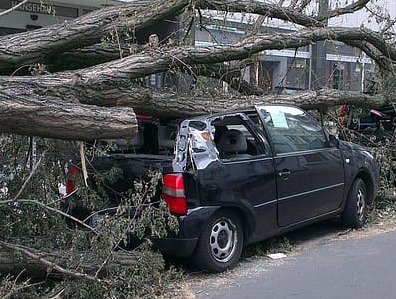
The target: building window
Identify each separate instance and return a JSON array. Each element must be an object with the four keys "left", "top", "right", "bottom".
[
  {"left": 332, "top": 63, "right": 344, "bottom": 90},
  {"left": 150, "top": 74, "right": 156, "bottom": 86}
]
